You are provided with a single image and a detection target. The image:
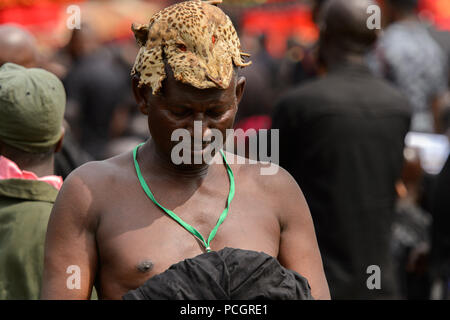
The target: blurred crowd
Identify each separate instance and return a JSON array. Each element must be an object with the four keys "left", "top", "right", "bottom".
[{"left": 1, "top": 0, "right": 450, "bottom": 299}]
